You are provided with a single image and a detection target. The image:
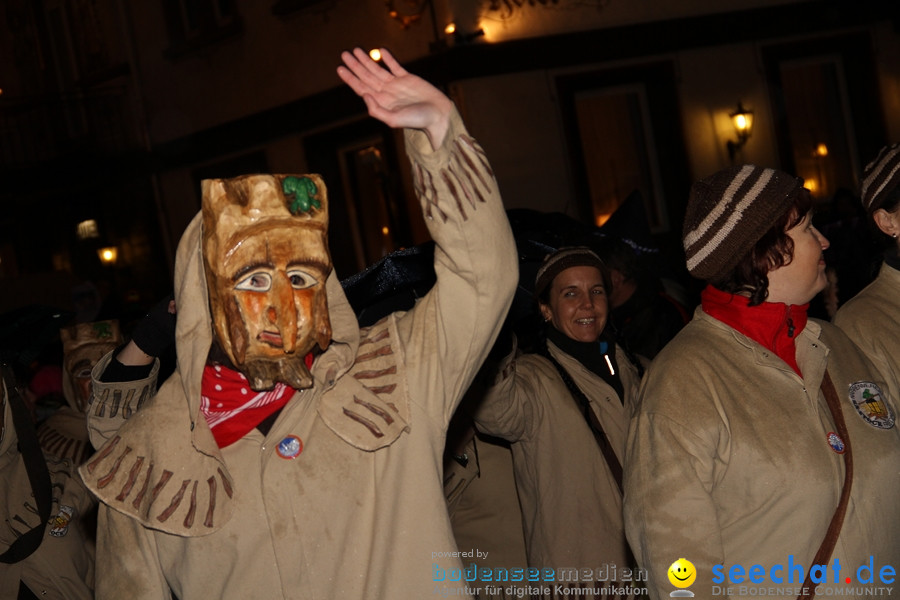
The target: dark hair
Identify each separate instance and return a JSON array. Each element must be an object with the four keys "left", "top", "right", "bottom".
[
  {"left": 870, "top": 187, "right": 900, "bottom": 247},
  {"left": 711, "top": 187, "right": 813, "bottom": 306},
  {"left": 536, "top": 260, "right": 613, "bottom": 307}
]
